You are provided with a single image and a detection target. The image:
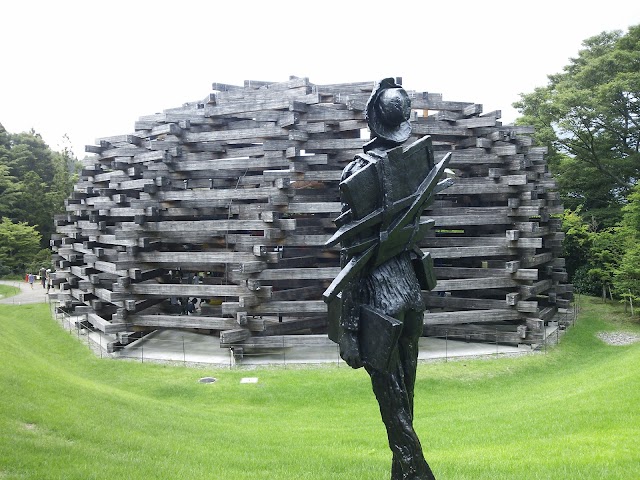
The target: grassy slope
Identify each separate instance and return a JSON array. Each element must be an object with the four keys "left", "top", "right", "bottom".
[
  {"left": 0, "top": 298, "right": 638, "bottom": 479},
  {"left": 0, "top": 285, "right": 19, "bottom": 299}
]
